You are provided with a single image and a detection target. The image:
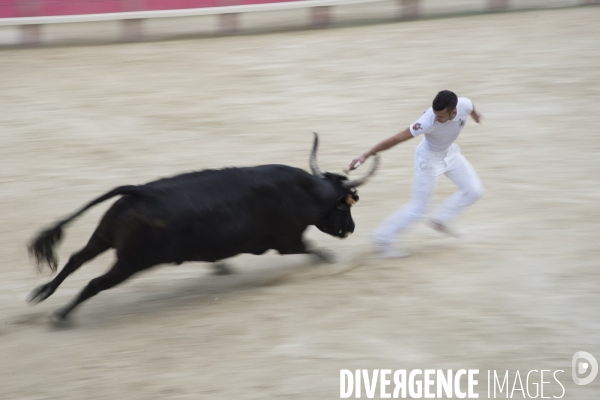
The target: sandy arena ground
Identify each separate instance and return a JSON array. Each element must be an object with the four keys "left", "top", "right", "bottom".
[{"left": 1, "top": 6, "right": 599, "bottom": 399}]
